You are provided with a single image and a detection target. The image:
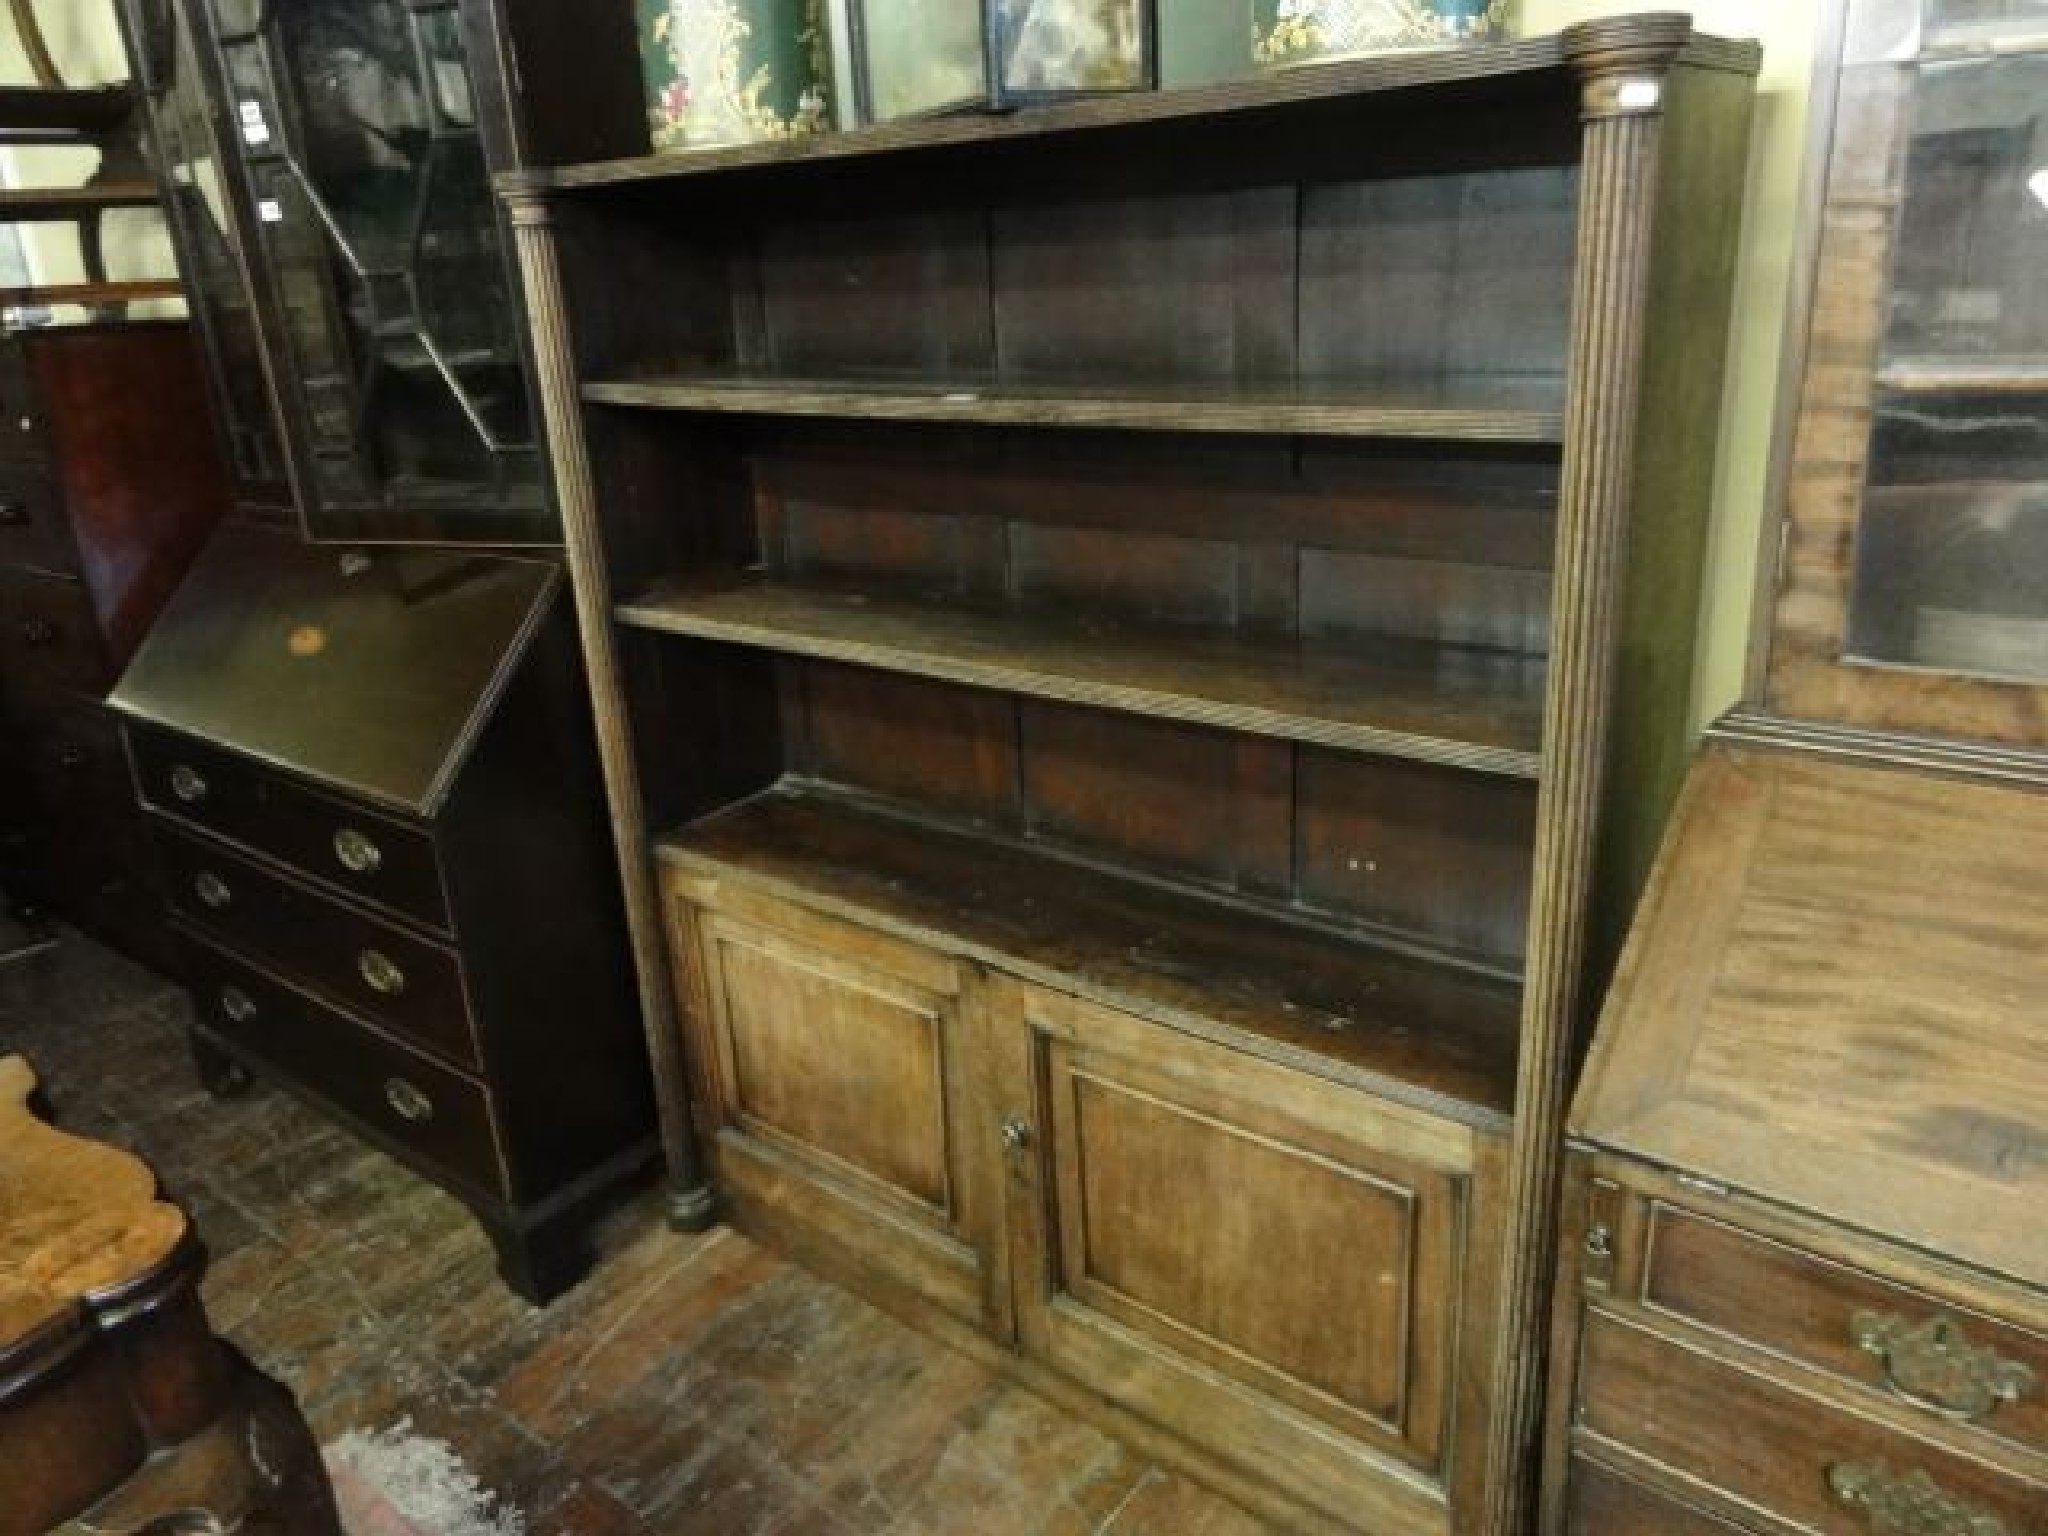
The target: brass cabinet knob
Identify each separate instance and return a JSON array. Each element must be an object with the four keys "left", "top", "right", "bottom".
[
  {"left": 333, "top": 826, "right": 383, "bottom": 875},
  {"left": 193, "top": 871, "right": 232, "bottom": 909},
  {"left": 383, "top": 1078, "right": 434, "bottom": 1124},
  {"left": 220, "top": 986, "right": 257, "bottom": 1024},
  {"left": 1000, "top": 1118, "right": 1034, "bottom": 1152},
  {"left": 169, "top": 763, "right": 209, "bottom": 803},
  {"left": 358, "top": 948, "right": 406, "bottom": 996},
  {"left": 19, "top": 618, "right": 55, "bottom": 645},
  {"left": 1828, "top": 1459, "right": 2004, "bottom": 1536},
  {"left": 0, "top": 500, "right": 27, "bottom": 527},
  {"left": 1585, "top": 1224, "right": 1614, "bottom": 1259}
]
